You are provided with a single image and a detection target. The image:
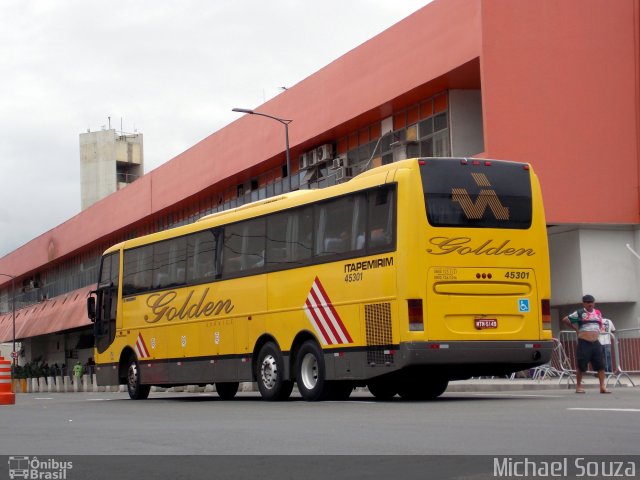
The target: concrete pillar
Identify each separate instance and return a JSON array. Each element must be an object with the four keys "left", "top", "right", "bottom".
[
  {"left": 47, "top": 376, "right": 55, "bottom": 393},
  {"left": 63, "top": 376, "right": 72, "bottom": 393},
  {"left": 82, "top": 374, "right": 90, "bottom": 393},
  {"left": 55, "top": 376, "right": 63, "bottom": 393},
  {"left": 30, "top": 378, "right": 38, "bottom": 392}
]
